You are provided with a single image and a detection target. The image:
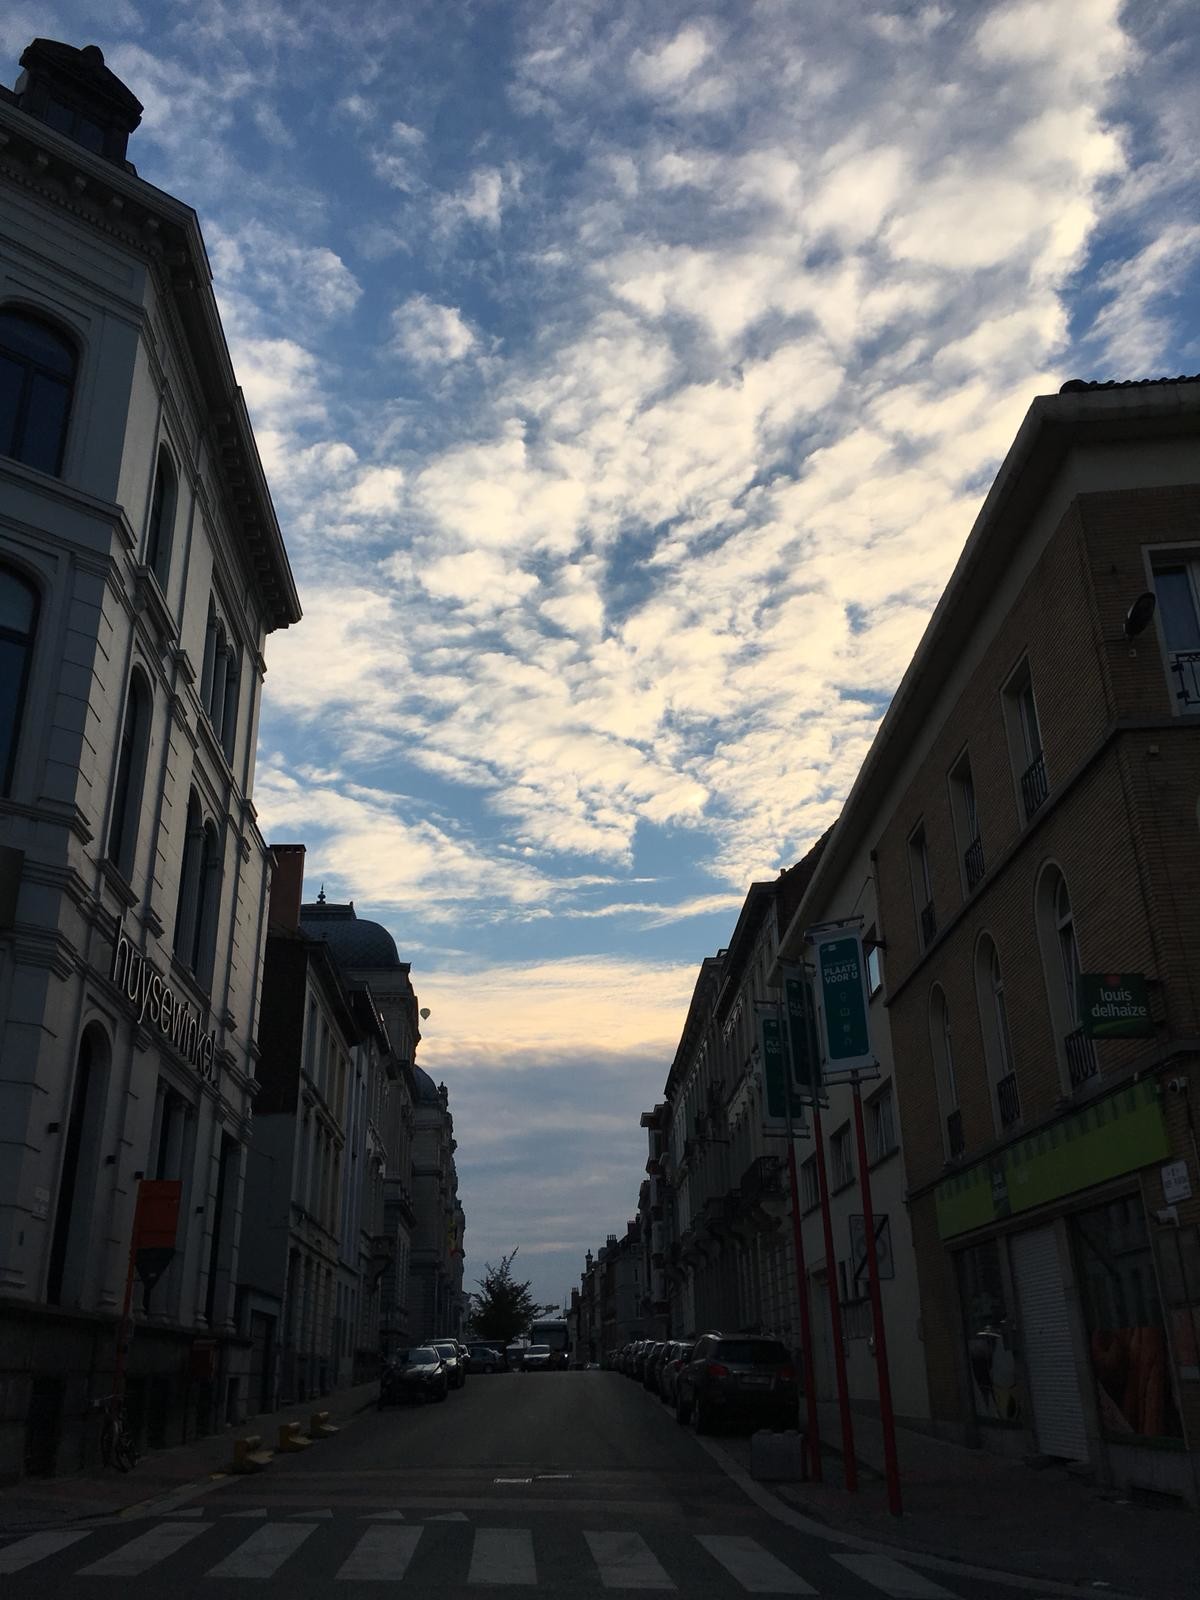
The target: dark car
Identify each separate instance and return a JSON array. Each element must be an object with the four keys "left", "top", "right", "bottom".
[
  {"left": 643, "top": 1341, "right": 668, "bottom": 1392},
  {"left": 466, "top": 1343, "right": 504, "bottom": 1373},
  {"left": 631, "top": 1340, "right": 654, "bottom": 1382},
  {"left": 379, "top": 1346, "right": 448, "bottom": 1407},
  {"left": 433, "top": 1340, "right": 467, "bottom": 1388},
  {"left": 675, "top": 1334, "right": 799, "bottom": 1433},
  {"left": 659, "top": 1341, "right": 694, "bottom": 1406}
]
